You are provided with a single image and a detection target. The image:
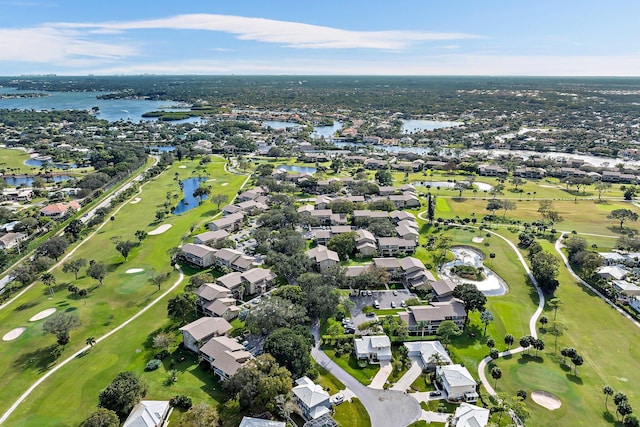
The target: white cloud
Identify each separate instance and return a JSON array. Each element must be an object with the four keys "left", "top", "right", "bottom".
[
  {"left": 52, "top": 13, "right": 481, "bottom": 50},
  {"left": 0, "top": 27, "right": 137, "bottom": 63}
]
